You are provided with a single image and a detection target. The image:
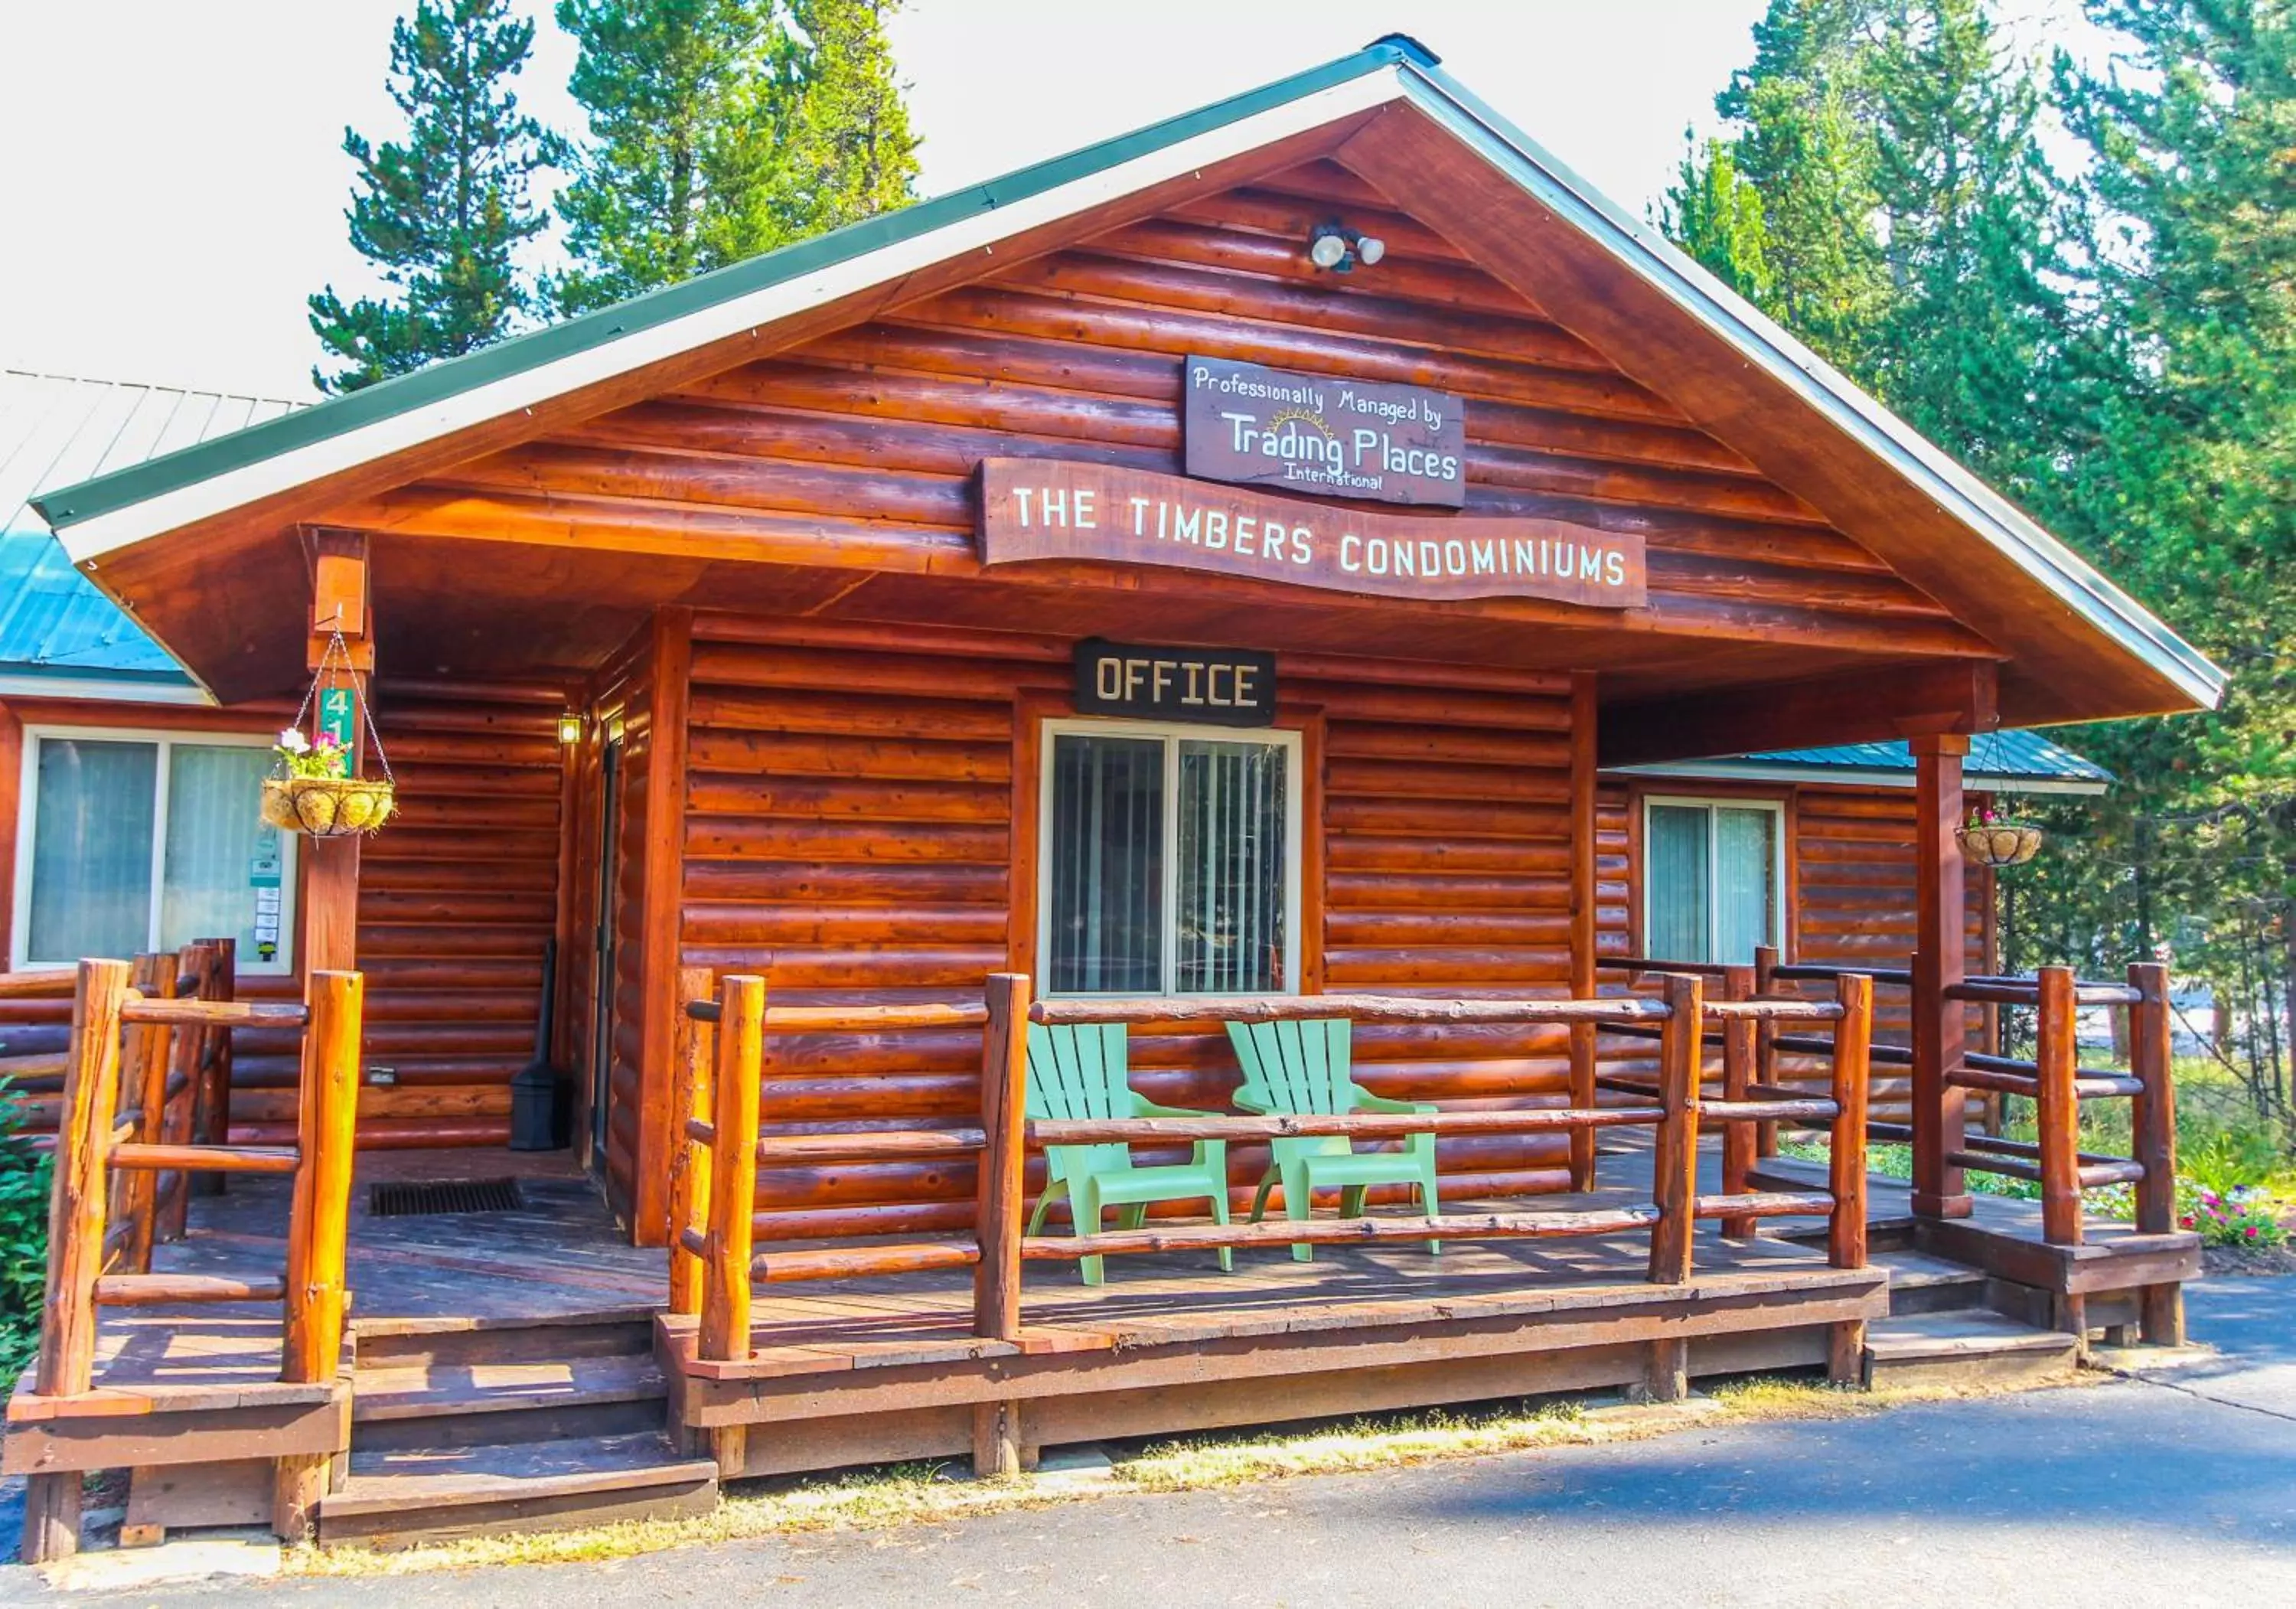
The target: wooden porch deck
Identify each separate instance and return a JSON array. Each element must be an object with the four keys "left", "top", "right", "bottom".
[{"left": 70, "top": 1136, "right": 1867, "bottom": 1403}]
